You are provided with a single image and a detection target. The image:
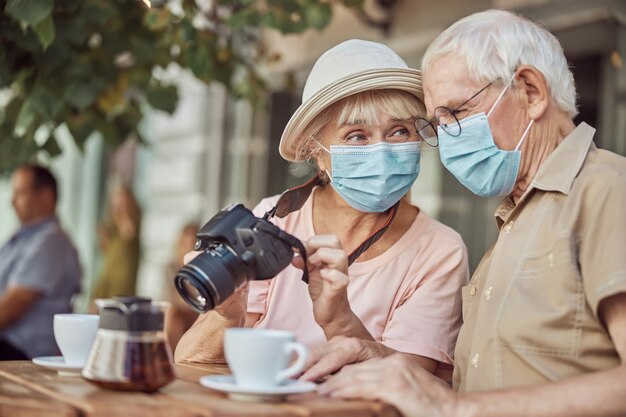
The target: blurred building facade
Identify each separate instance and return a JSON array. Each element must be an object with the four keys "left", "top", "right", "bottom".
[{"left": 1, "top": 0, "right": 624, "bottom": 306}]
